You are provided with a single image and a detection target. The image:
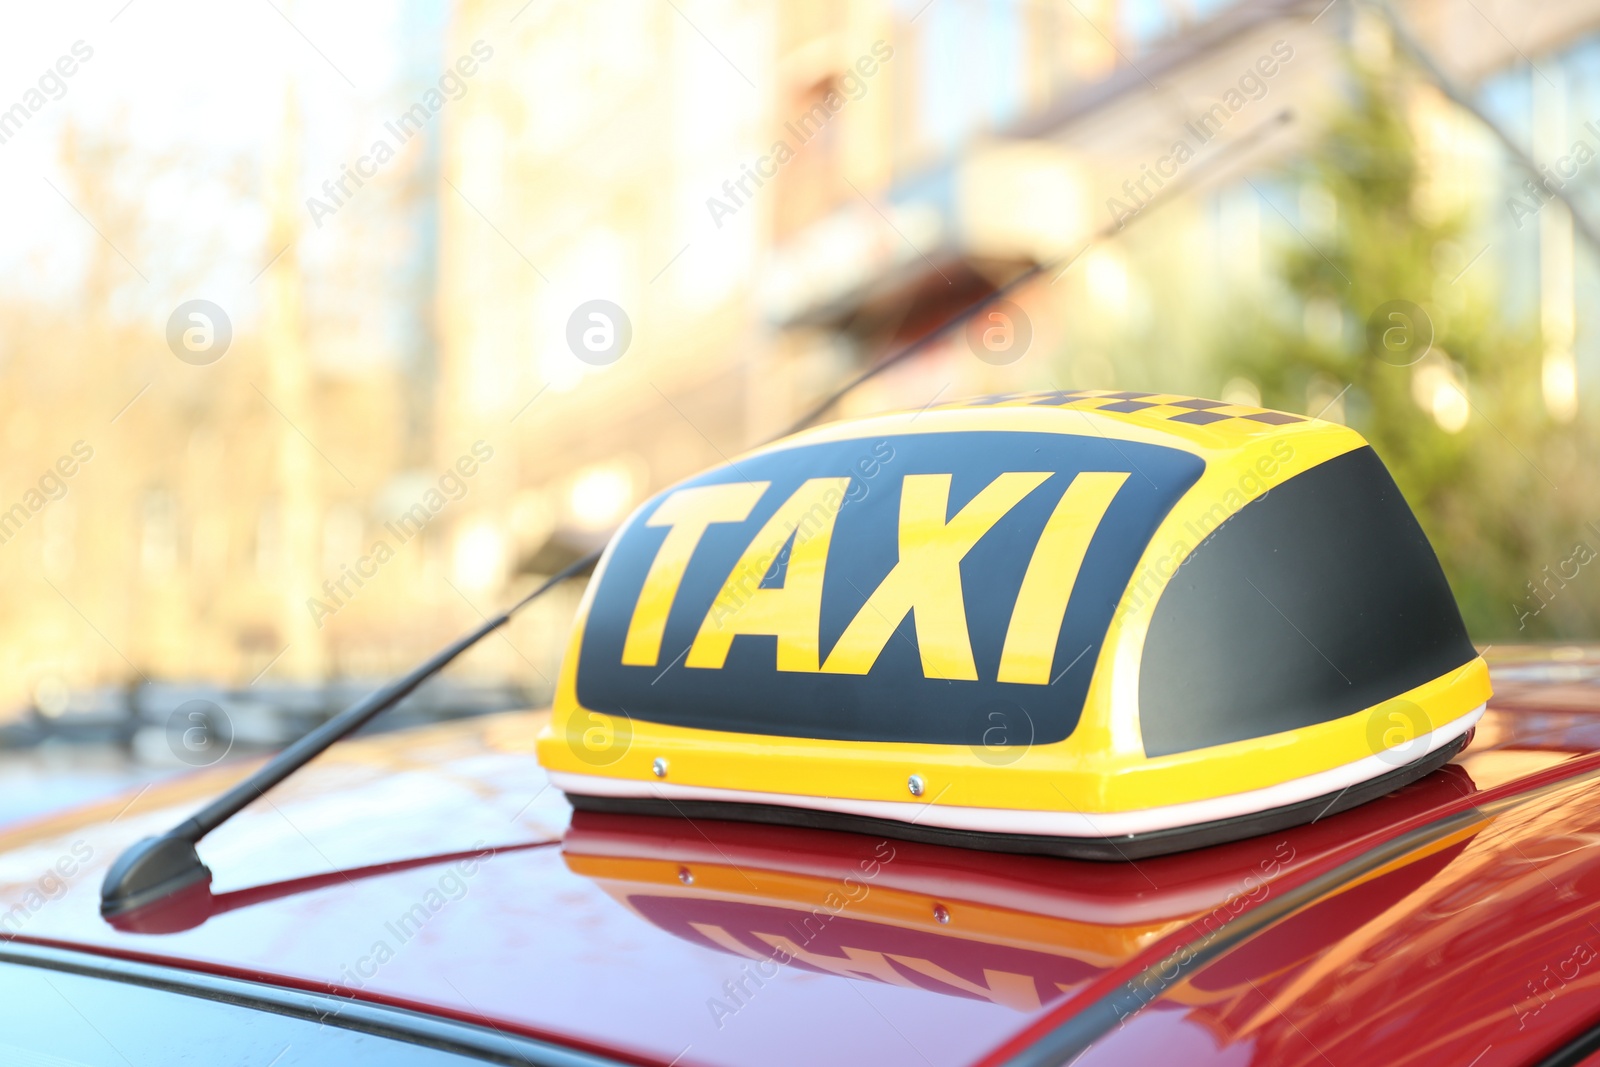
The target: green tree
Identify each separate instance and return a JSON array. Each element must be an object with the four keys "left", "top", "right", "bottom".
[{"left": 1223, "top": 57, "right": 1600, "bottom": 640}]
